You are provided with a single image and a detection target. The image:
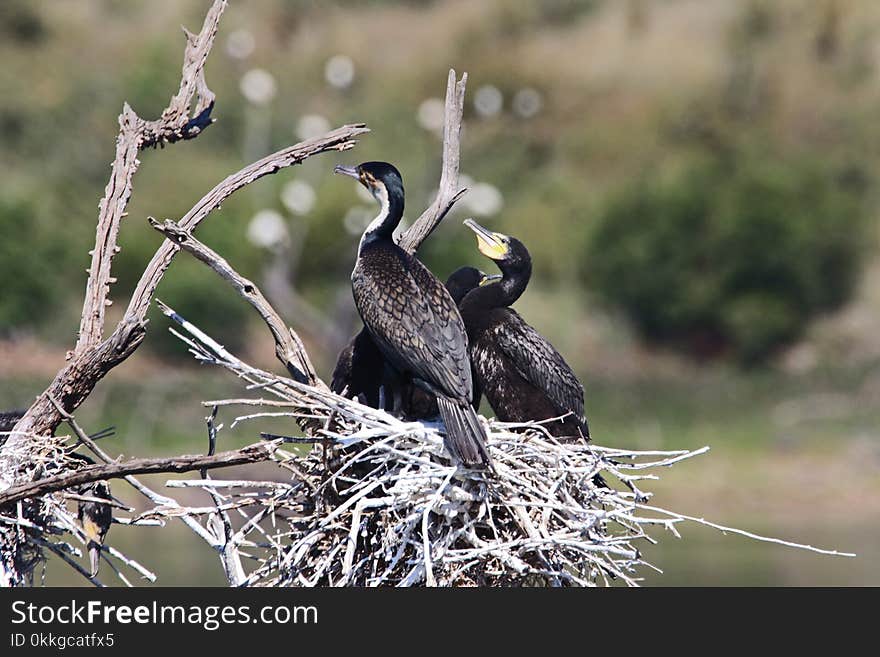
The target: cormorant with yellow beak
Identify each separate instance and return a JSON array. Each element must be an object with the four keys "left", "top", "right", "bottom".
[{"left": 460, "top": 219, "right": 590, "bottom": 441}]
